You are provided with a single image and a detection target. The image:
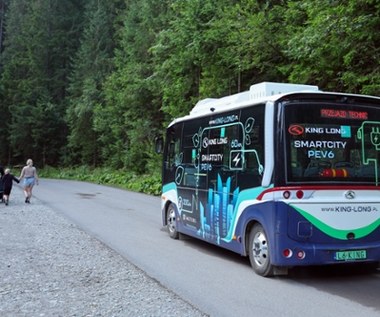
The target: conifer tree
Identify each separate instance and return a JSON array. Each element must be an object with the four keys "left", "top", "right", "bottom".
[
  {"left": 99, "top": 0, "right": 169, "bottom": 172},
  {"left": 0, "top": 0, "right": 85, "bottom": 165},
  {"left": 66, "top": 0, "right": 119, "bottom": 166}
]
